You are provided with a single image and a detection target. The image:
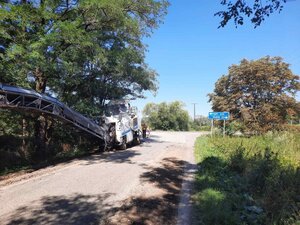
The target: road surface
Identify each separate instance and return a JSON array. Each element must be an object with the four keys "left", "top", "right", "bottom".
[{"left": 0, "top": 131, "right": 202, "bottom": 225}]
